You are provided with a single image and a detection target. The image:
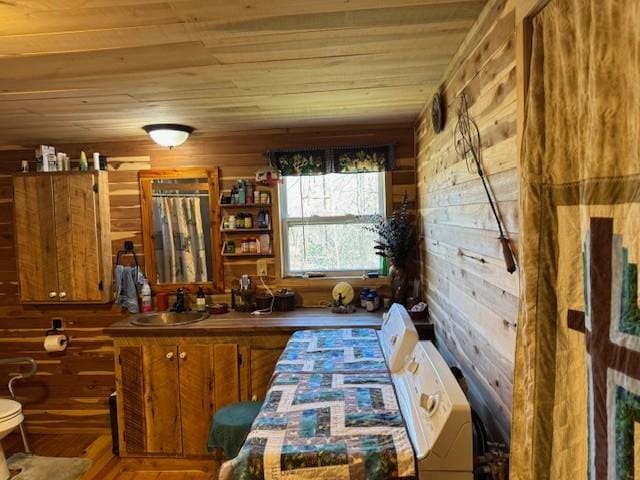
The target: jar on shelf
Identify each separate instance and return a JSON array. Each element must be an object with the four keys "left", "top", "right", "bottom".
[
  {"left": 241, "top": 238, "right": 250, "bottom": 253},
  {"left": 223, "top": 217, "right": 230, "bottom": 230},
  {"left": 236, "top": 213, "right": 245, "bottom": 229},
  {"left": 225, "top": 241, "right": 235, "bottom": 254},
  {"left": 245, "top": 213, "right": 253, "bottom": 228},
  {"left": 228, "top": 215, "right": 236, "bottom": 229},
  {"left": 260, "top": 191, "right": 270, "bottom": 204},
  {"left": 249, "top": 238, "right": 258, "bottom": 253}
]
